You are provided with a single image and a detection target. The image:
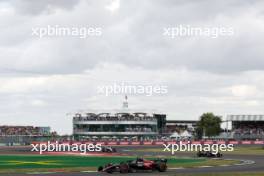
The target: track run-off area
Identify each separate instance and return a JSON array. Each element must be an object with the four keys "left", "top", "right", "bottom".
[{"left": 0, "top": 145, "right": 263, "bottom": 176}]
